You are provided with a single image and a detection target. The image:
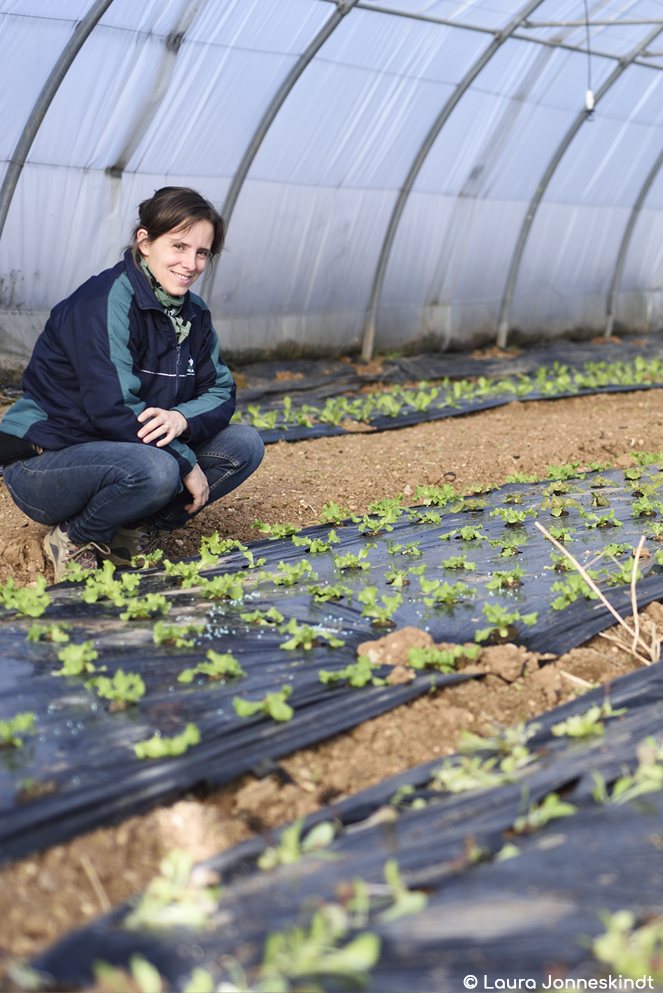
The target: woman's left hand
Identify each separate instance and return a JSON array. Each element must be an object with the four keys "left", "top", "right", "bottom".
[{"left": 137, "top": 407, "right": 188, "bottom": 447}]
